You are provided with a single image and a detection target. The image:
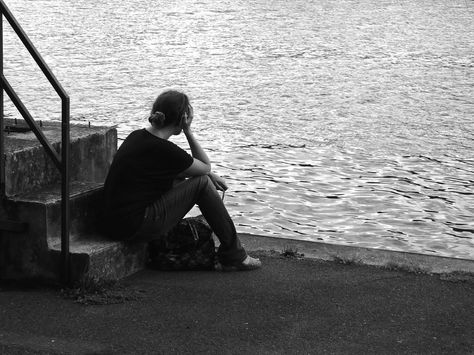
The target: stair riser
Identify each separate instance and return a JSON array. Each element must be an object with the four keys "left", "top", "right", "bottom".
[
  {"left": 5, "top": 187, "right": 103, "bottom": 243},
  {"left": 0, "top": 233, "right": 147, "bottom": 283},
  {"left": 5, "top": 129, "right": 116, "bottom": 197},
  {"left": 45, "top": 188, "right": 104, "bottom": 242},
  {"left": 46, "top": 191, "right": 105, "bottom": 243},
  {"left": 48, "top": 242, "right": 148, "bottom": 283},
  {"left": 0, "top": 202, "right": 50, "bottom": 280}
]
